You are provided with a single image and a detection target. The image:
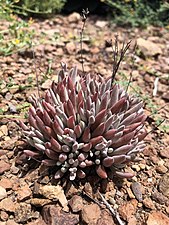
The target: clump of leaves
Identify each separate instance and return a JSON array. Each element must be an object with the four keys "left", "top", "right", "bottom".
[
  {"left": 20, "top": 63, "right": 147, "bottom": 181},
  {"left": 0, "top": 0, "right": 34, "bottom": 55},
  {"left": 15, "top": 0, "right": 66, "bottom": 17},
  {"left": 104, "top": 0, "right": 169, "bottom": 27}
]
